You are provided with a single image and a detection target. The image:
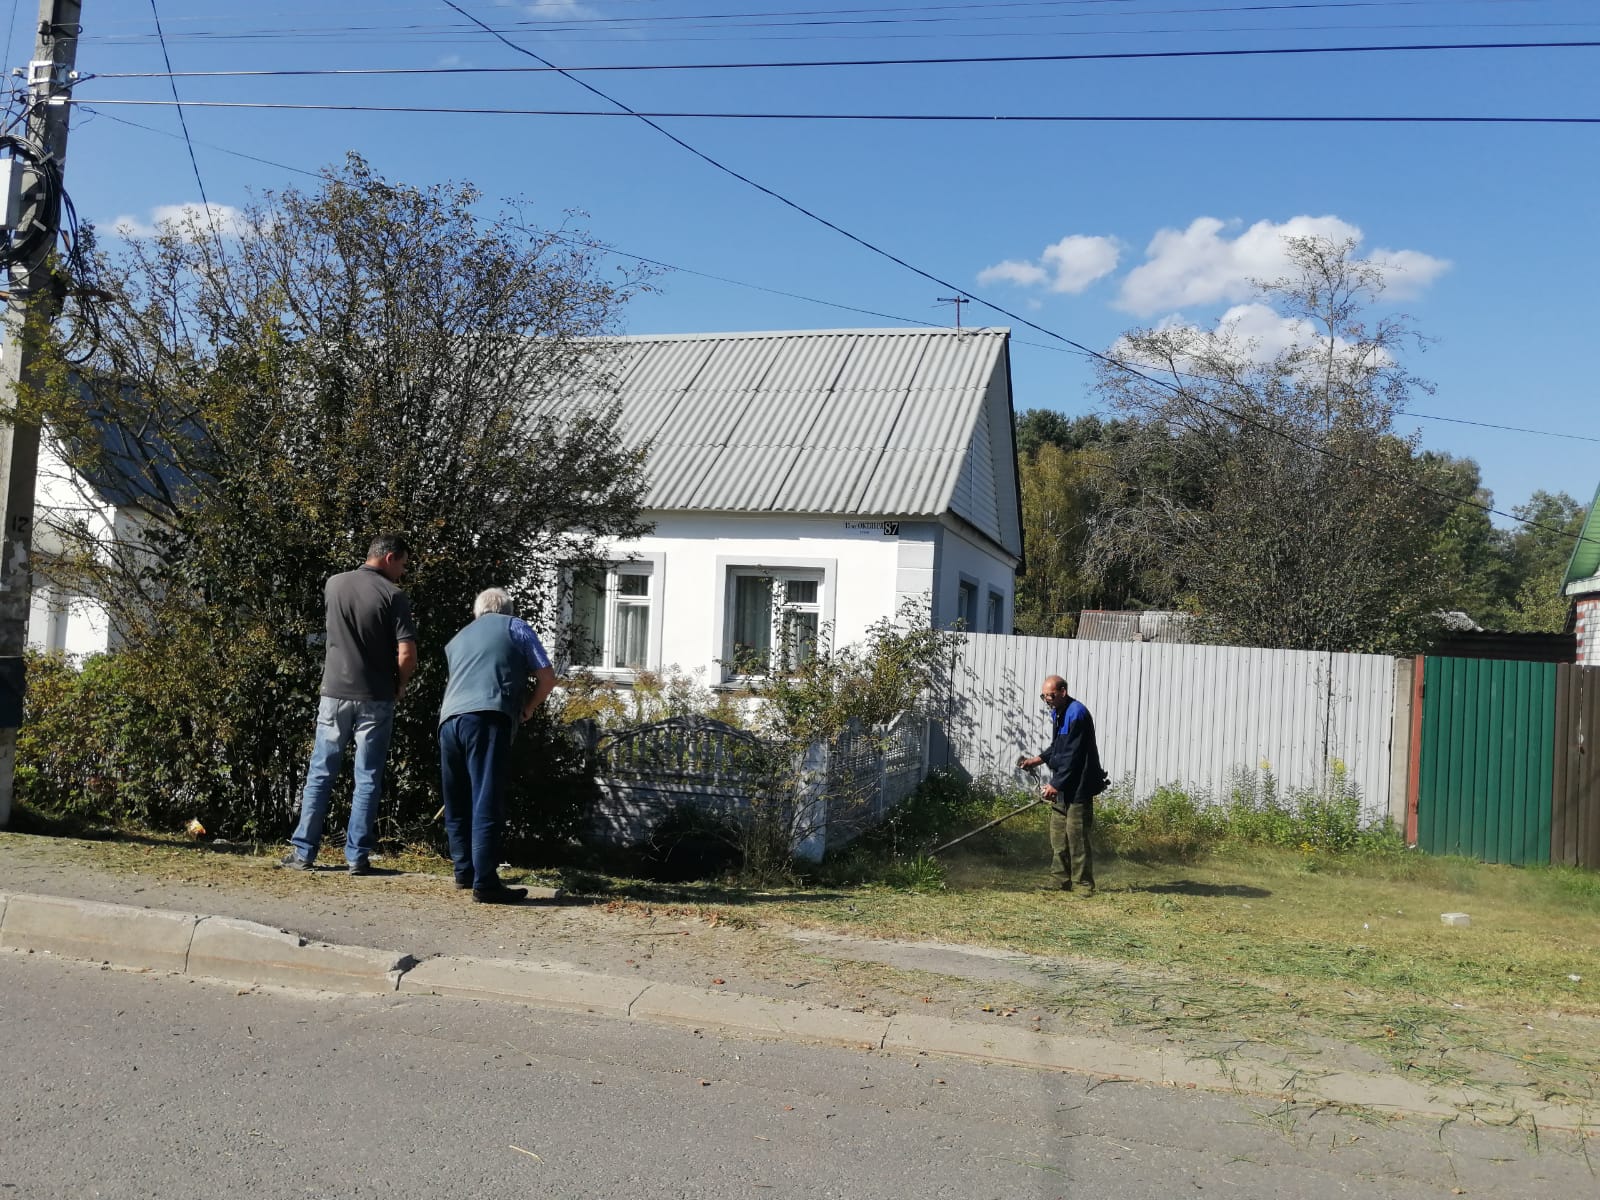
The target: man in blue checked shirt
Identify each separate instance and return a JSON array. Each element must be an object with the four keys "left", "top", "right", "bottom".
[
  {"left": 1018, "top": 675, "right": 1110, "bottom": 895},
  {"left": 438, "top": 588, "right": 557, "bottom": 904}
]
